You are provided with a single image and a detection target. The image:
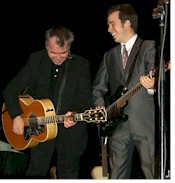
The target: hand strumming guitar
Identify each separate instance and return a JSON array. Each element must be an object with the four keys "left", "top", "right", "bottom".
[{"left": 12, "top": 115, "right": 24, "bottom": 135}]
